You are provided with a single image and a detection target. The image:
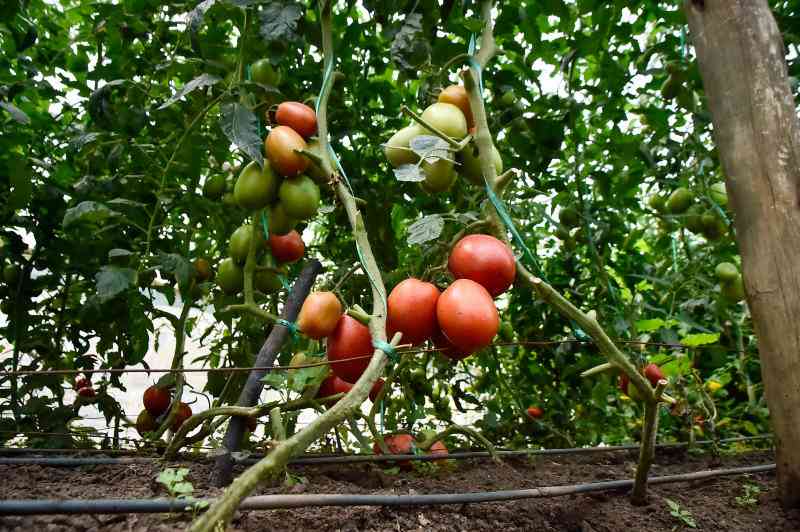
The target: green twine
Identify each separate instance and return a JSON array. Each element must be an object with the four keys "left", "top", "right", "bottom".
[
  {"left": 260, "top": 211, "right": 270, "bottom": 240},
  {"left": 680, "top": 27, "right": 688, "bottom": 60},
  {"left": 372, "top": 339, "right": 398, "bottom": 364},
  {"left": 276, "top": 318, "right": 299, "bottom": 341},
  {"left": 671, "top": 235, "right": 679, "bottom": 273}
]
